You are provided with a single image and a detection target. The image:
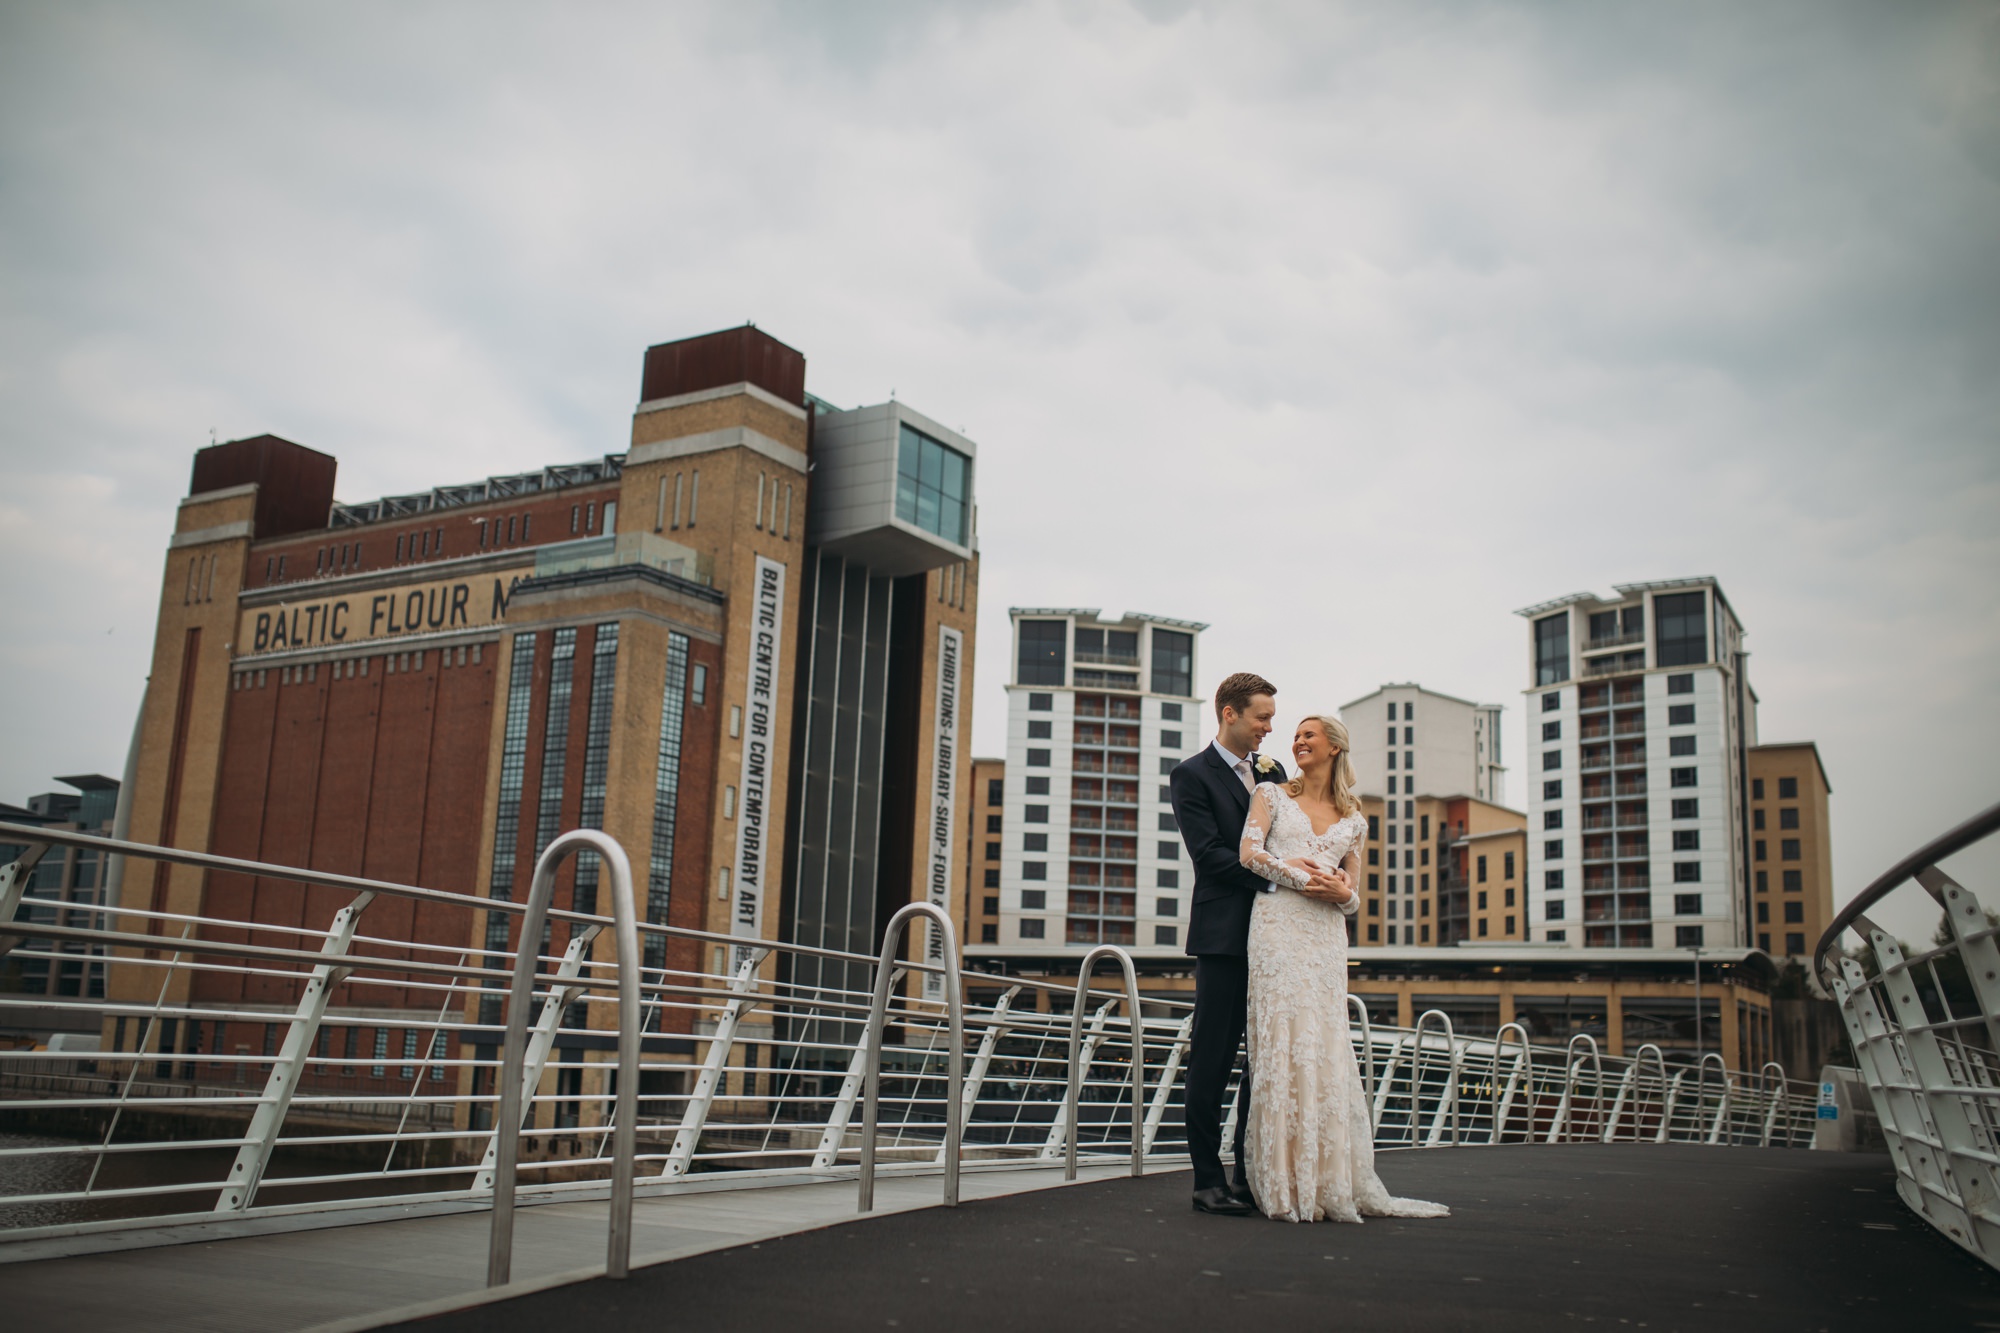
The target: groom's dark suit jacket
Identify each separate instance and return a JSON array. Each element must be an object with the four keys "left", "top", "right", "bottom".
[{"left": 1170, "top": 746, "right": 1290, "bottom": 957}]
